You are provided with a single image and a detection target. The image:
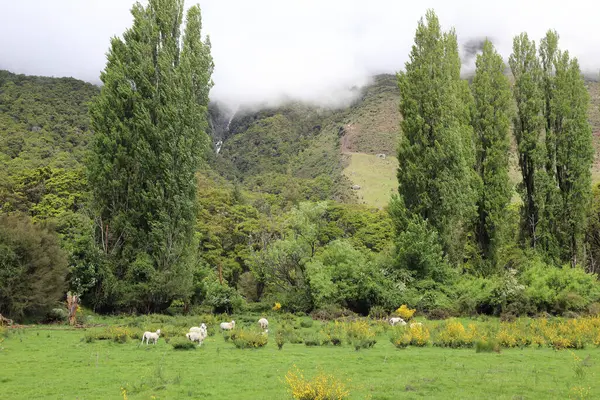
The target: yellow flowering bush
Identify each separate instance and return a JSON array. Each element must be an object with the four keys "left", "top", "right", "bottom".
[
  {"left": 285, "top": 366, "right": 350, "bottom": 400},
  {"left": 395, "top": 305, "right": 416, "bottom": 320},
  {"left": 273, "top": 302, "right": 282, "bottom": 311},
  {"left": 231, "top": 329, "right": 268, "bottom": 349},
  {"left": 435, "top": 320, "right": 475, "bottom": 348},
  {"left": 342, "top": 320, "right": 376, "bottom": 350},
  {"left": 409, "top": 324, "right": 430, "bottom": 347}
]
